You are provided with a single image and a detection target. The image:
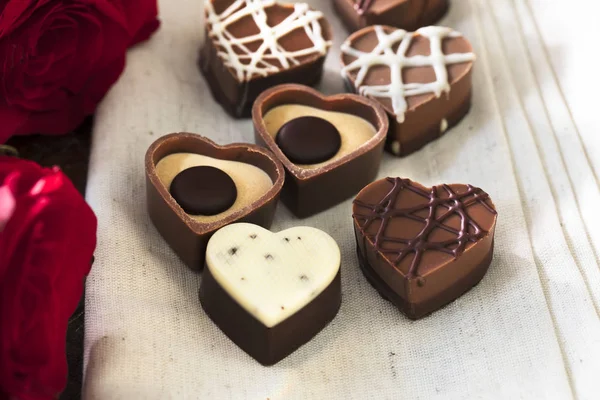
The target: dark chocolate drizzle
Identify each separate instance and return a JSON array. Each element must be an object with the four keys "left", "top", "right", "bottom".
[
  {"left": 353, "top": 178, "right": 496, "bottom": 279},
  {"left": 354, "top": 0, "right": 375, "bottom": 14}
]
